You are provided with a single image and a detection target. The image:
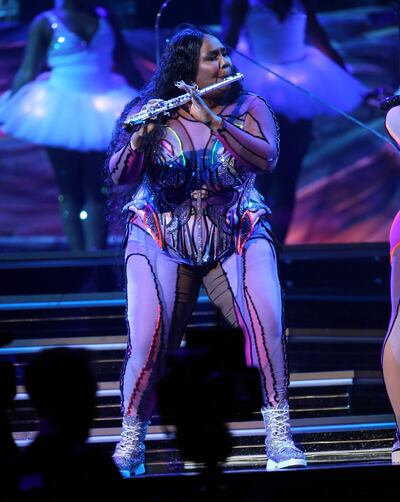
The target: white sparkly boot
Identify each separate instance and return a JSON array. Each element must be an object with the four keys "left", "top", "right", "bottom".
[
  {"left": 112, "top": 415, "right": 149, "bottom": 478},
  {"left": 261, "top": 400, "right": 307, "bottom": 471}
]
